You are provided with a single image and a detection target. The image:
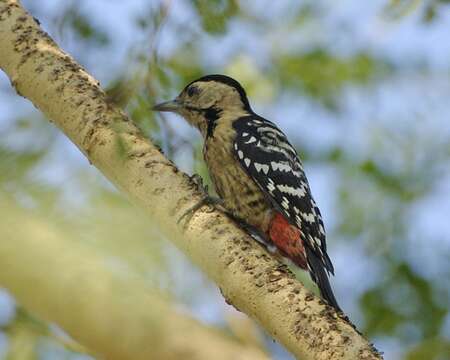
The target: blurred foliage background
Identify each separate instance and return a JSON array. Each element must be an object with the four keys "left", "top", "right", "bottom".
[{"left": 1, "top": 0, "right": 450, "bottom": 359}]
